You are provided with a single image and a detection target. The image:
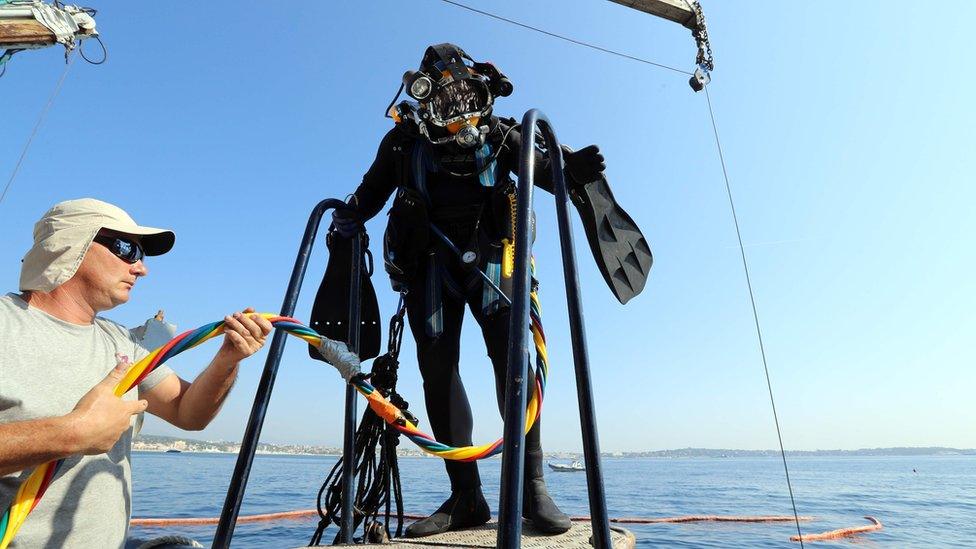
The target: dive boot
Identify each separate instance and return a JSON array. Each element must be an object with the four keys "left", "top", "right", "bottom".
[
  {"left": 404, "top": 487, "right": 491, "bottom": 538},
  {"left": 522, "top": 477, "right": 572, "bottom": 534}
]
